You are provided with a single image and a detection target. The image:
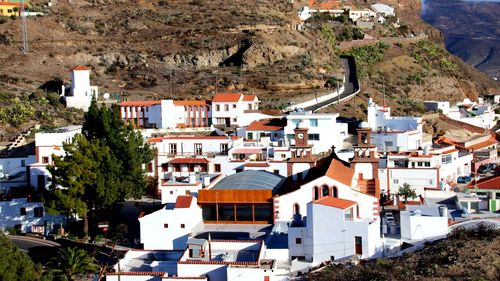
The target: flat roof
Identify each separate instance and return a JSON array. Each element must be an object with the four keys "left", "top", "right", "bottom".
[{"left": 211, "top": 170, "right": 285, "bottom": 193}]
